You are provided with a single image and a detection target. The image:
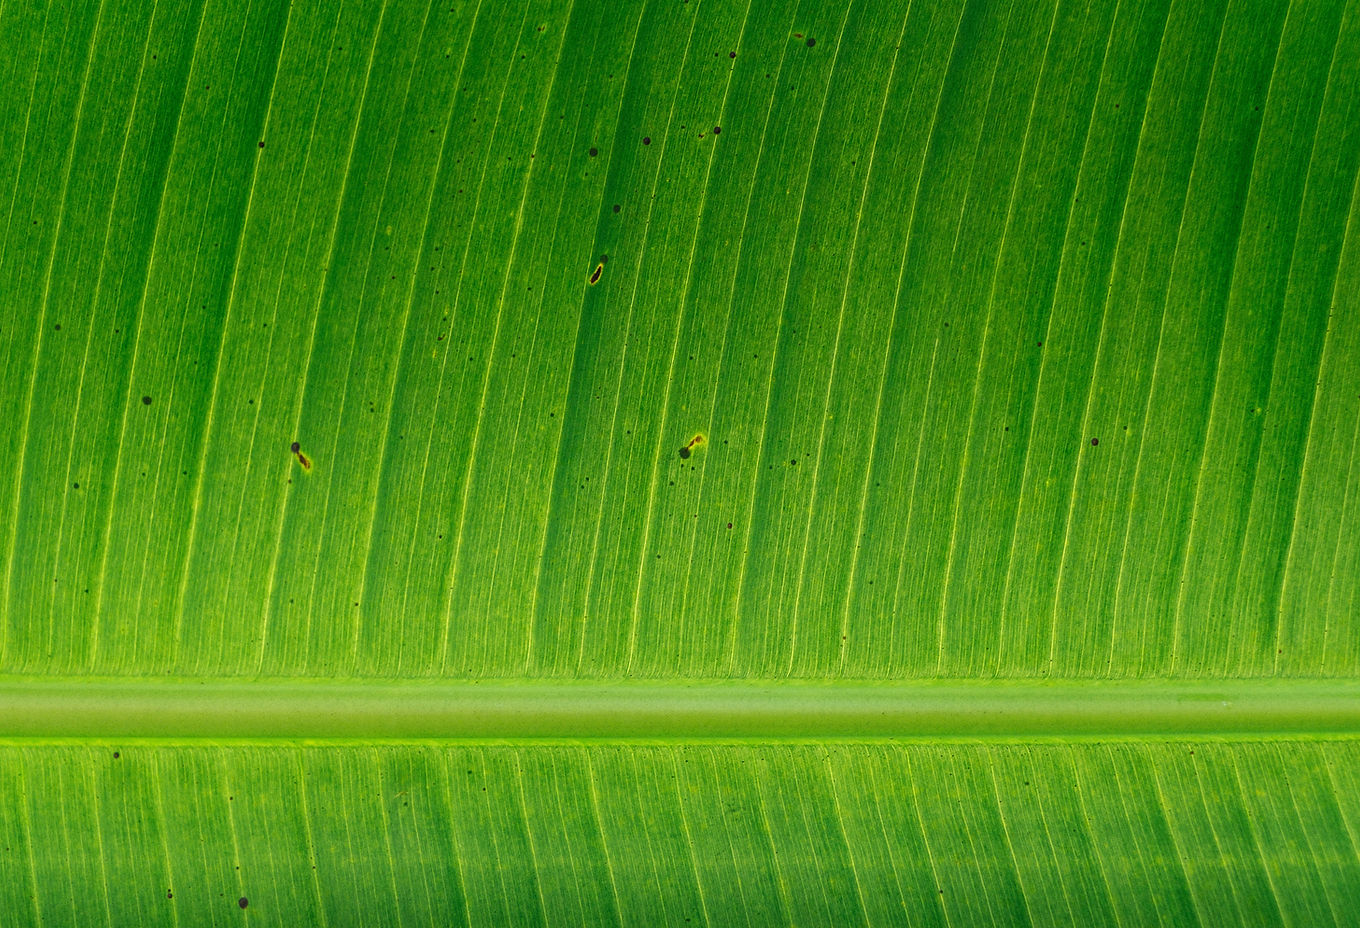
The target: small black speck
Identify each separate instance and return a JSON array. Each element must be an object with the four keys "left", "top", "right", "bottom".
[
  {"left": 54, "top": 324, "right": 61, "bottom": 330},
  {"left": 612, "top": 204, "right": 620, "bottom": 213},
  {"left": 642, "top": 136, "right": 651, "bottom": 145},
  {"left": 258, "top": 141, "right": 265, "bottom": 149},
  {"left": 806, "top": 37, "right": 816, "bottom": 47},
  {"left": 1090, "top": 438, "right": 1099, "bottom": 446},
  {"left": 588, "top": 147, "right": 598, "bottom": 157},
  {"left": 113, "top": 751, "right": 120, "bottom": 759},
  {"left": 790, "top": 459, "right": 797, "bottom": 465},
  {"left": 141, "top": 395, "right": 152, "bottom": 405},
  {"left": 729, "top": 51, "right": 736, "bottom": 58},
  {"left": 239, "top": 897, "right": 248, "bottom": 909},
  {"left": 712, "top": 125, "right": 721, "bottom": 134},
  {"left": 73, "top": 483, "right": 79, "bottom": 489},
  {"left": 290, "top": 441, "right": 300, "bottom": 453},
  {"left": 679, "top": 447, "right": 691, "bottom": 459}
]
